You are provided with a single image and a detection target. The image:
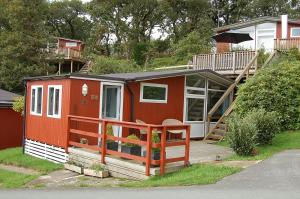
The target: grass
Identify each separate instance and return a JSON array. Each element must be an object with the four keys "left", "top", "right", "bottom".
[
  {"left": 0, "top": 147, "right": 63, "bottom": 174},
  {"left": 123, "top": 164, "right": 241, "bottom": 187},
  {"left": 0, "top": 169, "right": 38, "bottom": 188},
  {"left": 220, "top": 131, "right": 300, "bottom": 161},
  {"left": 147, "top": 56, "right": 188, "bottom": 69}
]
